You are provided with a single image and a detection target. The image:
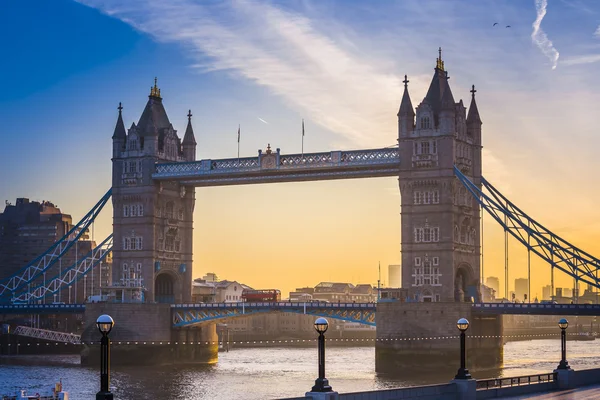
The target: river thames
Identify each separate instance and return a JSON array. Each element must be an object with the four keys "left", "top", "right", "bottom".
[{"left": 1, "top": 339, "right": 600, "bottom": 399}]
